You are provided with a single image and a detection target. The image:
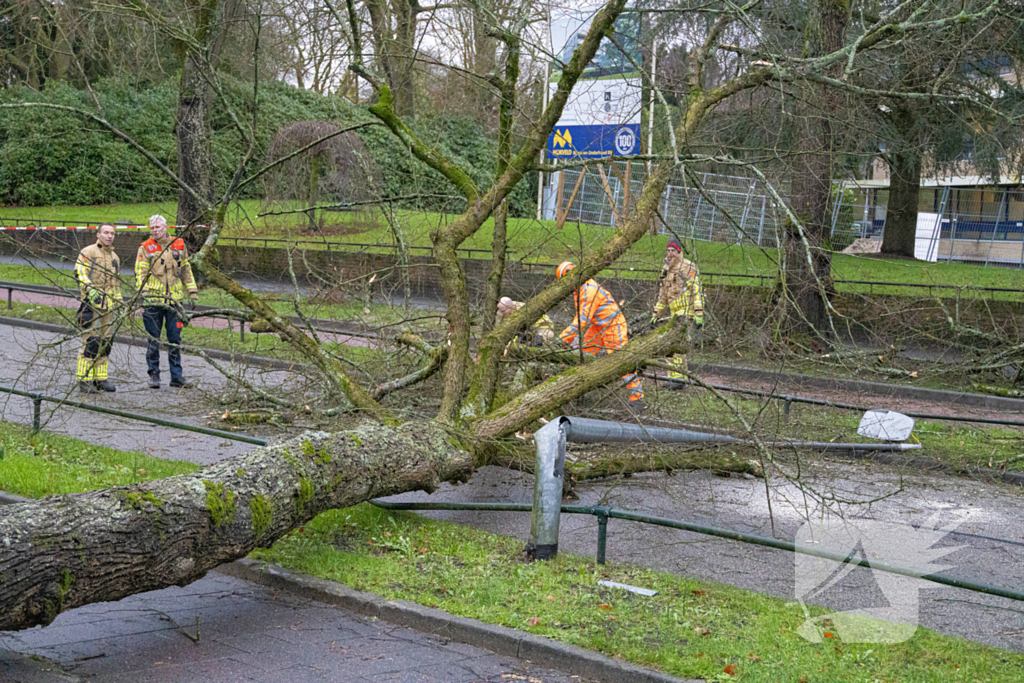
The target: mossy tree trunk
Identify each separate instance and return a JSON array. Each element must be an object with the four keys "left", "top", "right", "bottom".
[{"left": 0, "top": 422, "right": 472, "bottom": 632}]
